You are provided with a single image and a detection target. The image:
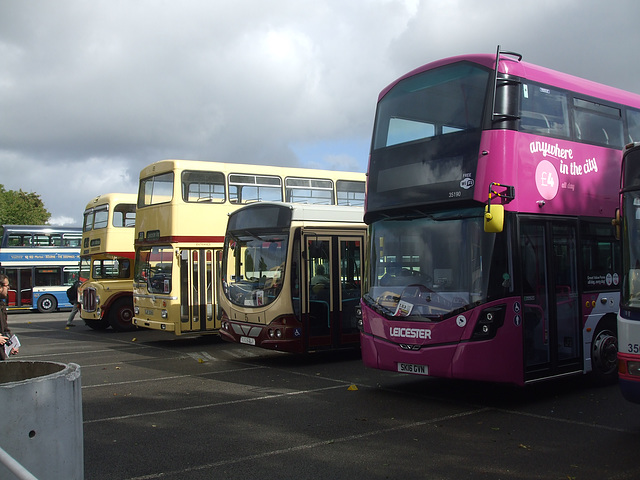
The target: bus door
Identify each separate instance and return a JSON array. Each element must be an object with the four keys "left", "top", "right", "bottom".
[
  {"left": 180, "top": 248, "right": 217, "bottom": 332},
  {"left": 305, "top": 235, "right": 364, "bottom": 349},
  {"left": 520, "top": 219, "right": 581, "bottom": 382},
  {"left": 3, "top": 268, "right": 33, "bottom": 307},
  {"left": 338, "top": 237, "right": 364, "bottom": 342}
]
